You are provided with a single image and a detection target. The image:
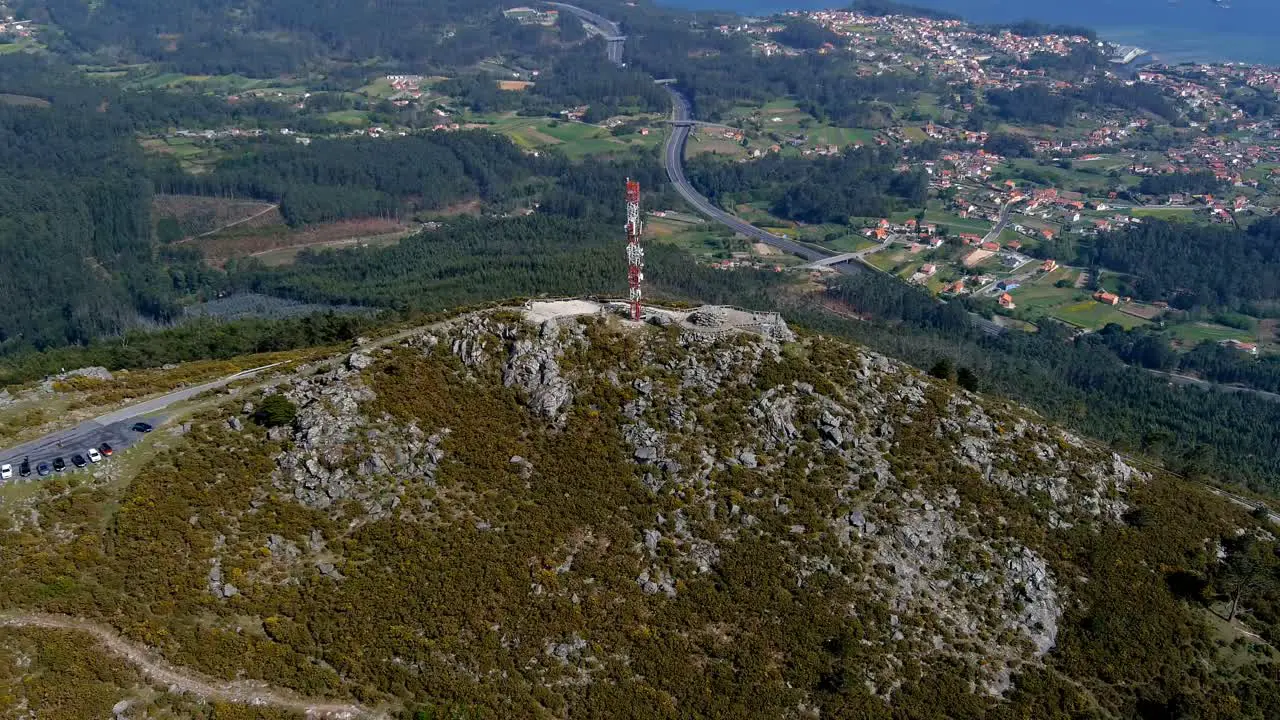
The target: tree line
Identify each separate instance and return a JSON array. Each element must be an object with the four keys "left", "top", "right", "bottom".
[{"left": 686, "top": 147, "right": 928, "bottom": 224}]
